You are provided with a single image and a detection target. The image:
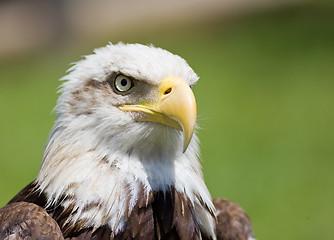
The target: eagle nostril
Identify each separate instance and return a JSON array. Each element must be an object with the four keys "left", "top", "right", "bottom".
[{"left": 164, "top": 88, "right": 172, "bottom": 95}]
